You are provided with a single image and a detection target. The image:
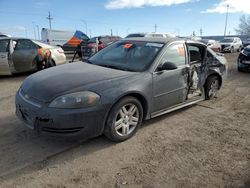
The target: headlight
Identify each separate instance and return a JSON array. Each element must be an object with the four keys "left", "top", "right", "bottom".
[{"left": 49, "top": 91, "right": 100, "bottom": 109}]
